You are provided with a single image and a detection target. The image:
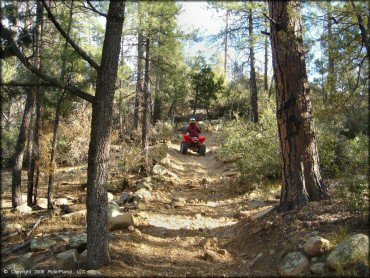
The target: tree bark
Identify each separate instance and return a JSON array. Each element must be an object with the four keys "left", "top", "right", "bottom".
[
  {"left": 86, "top": 0, "right": 125, "bottom": 269},
  {"left": 269, "top": 0, "right": 329, "bottom": 211},
  {"left": 134, "top": 30, "right": 144, "bottom": 129},
  {"left": 249, "top": 8, "right": 258, "bottom": 123},
  {"left": 327, "top": 0, "right": 335, "bottom": 96},
  {"left": 224, "top": 9, "right": 229, "bottom": 81},
  {"left": 264, "top": 16, "right": 269, "bottom": 92},
  {"left": 47, "top": 0, "right": 73, "bottom": 209},
  {"left": 11, "top": 92, "right": 34, "bottom": 208},
  {"left": 28, "top": 0, "right": 44, "bottom": 207},
  {"left": 47, "top": 93, "right": 63, "bottom": 209},
  {"left": 142, "top": 35, "right": 151, "bottom": 169}
]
